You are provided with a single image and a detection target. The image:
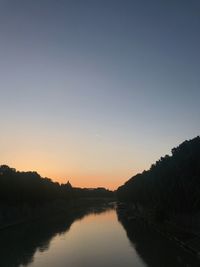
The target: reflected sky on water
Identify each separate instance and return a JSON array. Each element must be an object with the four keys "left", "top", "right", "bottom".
[{"left": 0, "top": 206, "right": 199, "bottom": 267}]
